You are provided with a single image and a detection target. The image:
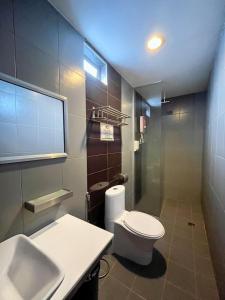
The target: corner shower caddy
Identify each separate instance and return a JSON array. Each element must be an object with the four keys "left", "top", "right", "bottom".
[{"left": 90, "top": 105, "right": 131, "bottom": 126}]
